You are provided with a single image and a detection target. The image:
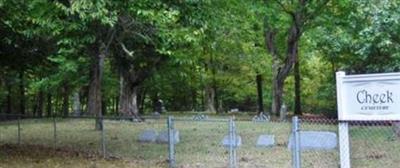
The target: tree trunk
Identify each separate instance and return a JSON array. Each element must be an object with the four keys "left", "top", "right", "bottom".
[
  {"left": 205, "top": 85, "right": 216, "bottom": 112},
  {"left": 72, "top": 91, "right": 81, "bottom": 116},
  {"left": 6, "top": 81, "right": 12, "bottom": 114},
  {"left": 62, "top": 85, "right": 69, "bottom": 117},
  {"left": 115, "top": 95, "right": 119, "bottom": 115},
  {"left": 119, "top": 75, "right": 140, "bottom": 119},
  {"left": 33, "top": 97, "right": 38, "bottom": 116},
  {"left": 118, "top": 72, "right": 123, "bottom": 116},
  {"left": 271, "top": 78, "right": 283, "bottom": 117},
  {"left": 37, "top": 90, "right": 44, "bottom": 117},
  {"left": 88, "top": 45, "right": 105, "bottom": 130},
  {"left": 294, "top": 59, "right": 302, "bottom": 115},
  {"left": 265, "top": 22, "right": 301, "bottom": 120},
  {"left": 101, "top": 97, "right": 107, "bottom": 116},
  {"left": 46, "top": 93, "right": 52, "bottom": 117},
  {"left": 138, "top": 88, "right": 146, "bottom": 114},
  {"left": 19, "top": 70, "right": 25, "bottom": 115},
  {"left": 191, "top": 88, "right": 197, "bottom": 111},
  {"left": 256, "top": 74, "right": 264, "bottom": 115},
  {"left": 214, "top": 85, "right": 221, "bottom": 113}
]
